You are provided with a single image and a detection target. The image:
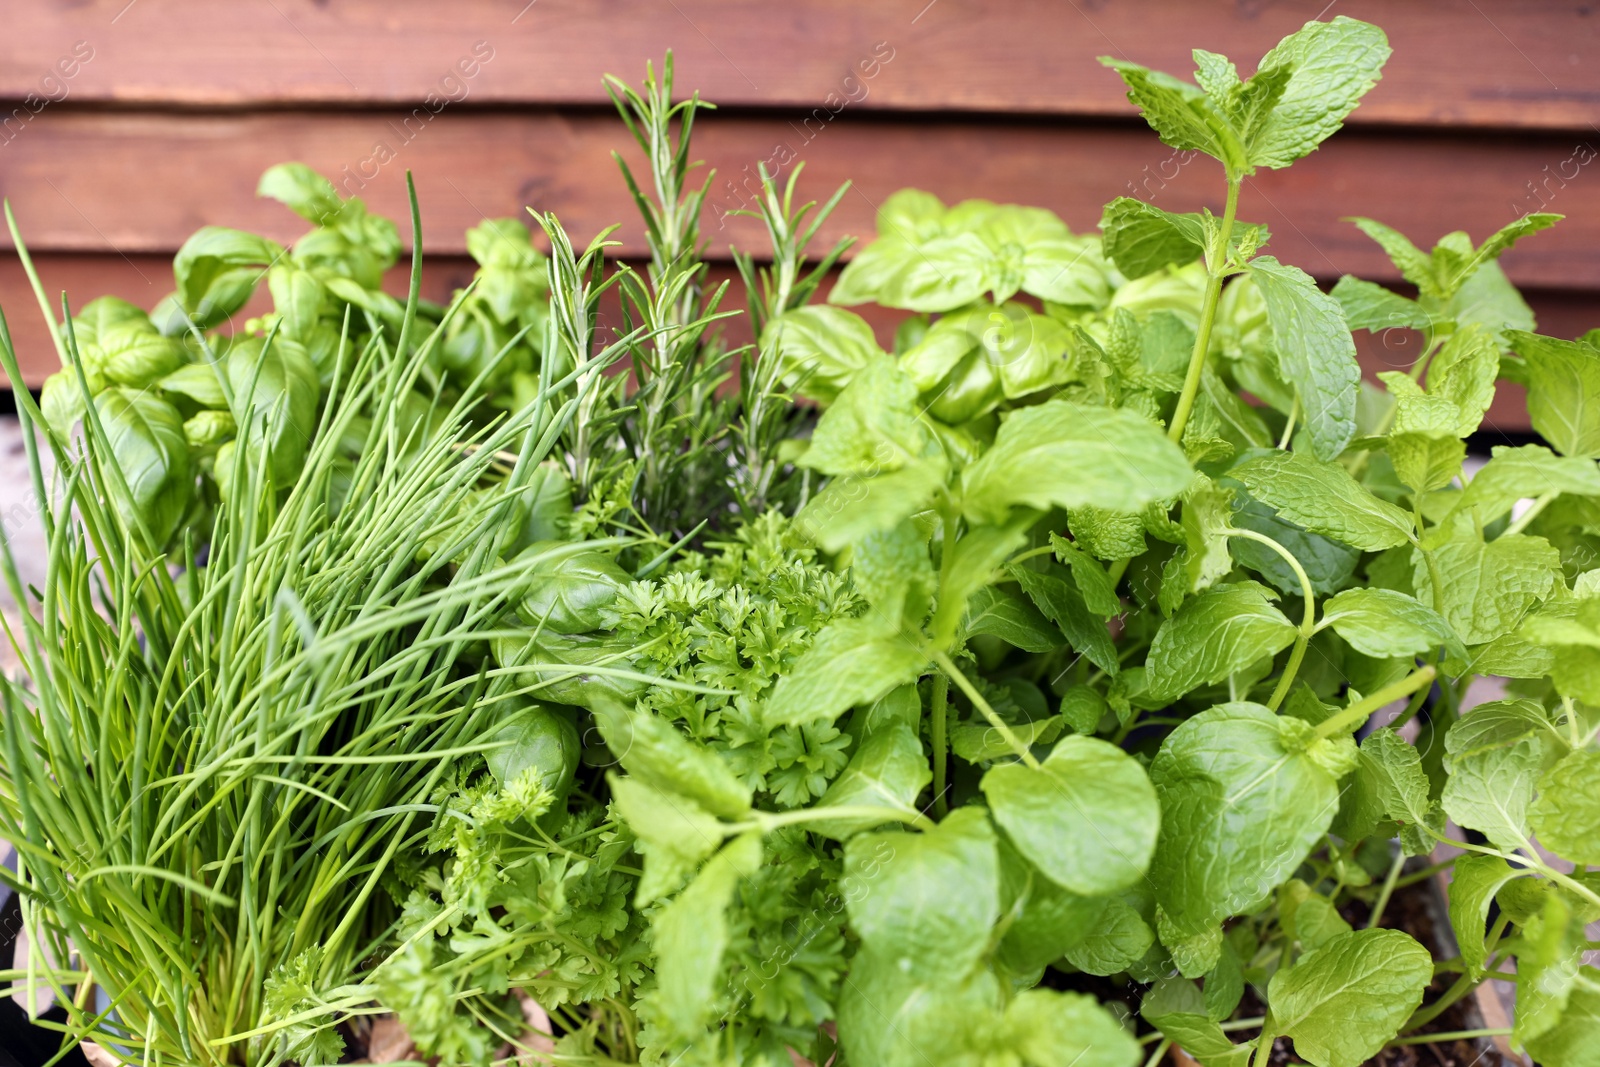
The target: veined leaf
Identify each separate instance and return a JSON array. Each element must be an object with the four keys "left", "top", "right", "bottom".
[
  {"left": 1267, "top": 928, "right": 1432, "bottom": 1067},
  {"left": 1247, "top": 257, "right": 1361, "bottom": 460},
  {"left": 1144, "top": 582, "right": 1296, "bottom": 704}
]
